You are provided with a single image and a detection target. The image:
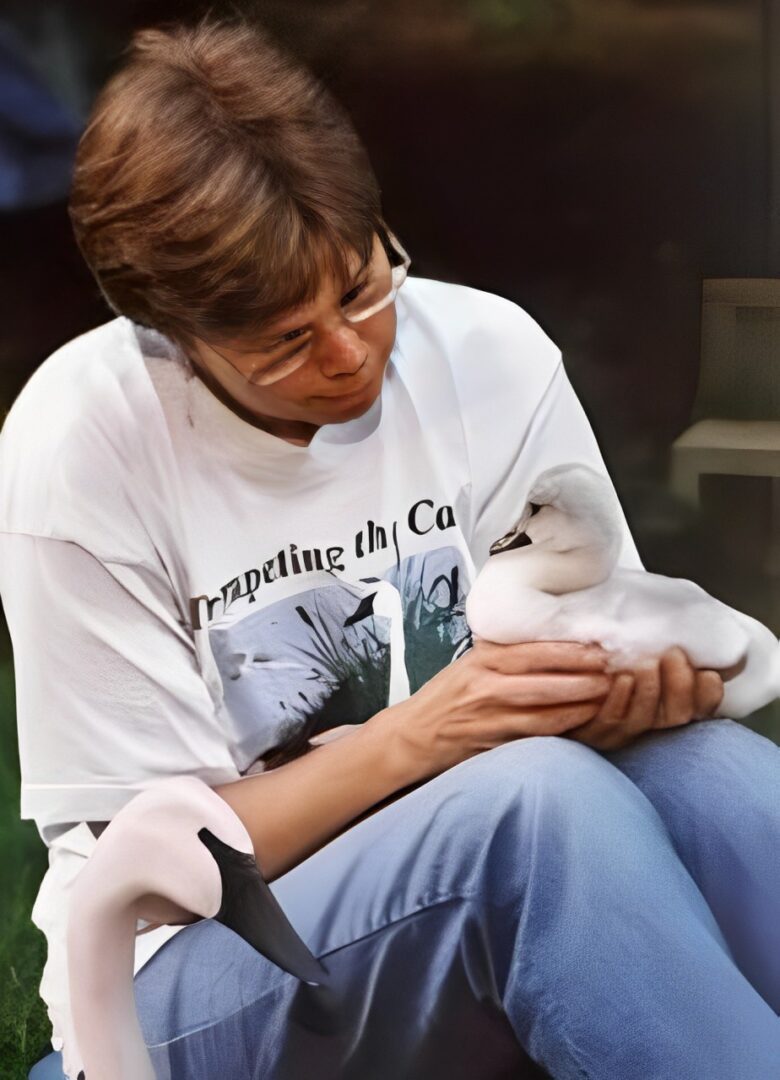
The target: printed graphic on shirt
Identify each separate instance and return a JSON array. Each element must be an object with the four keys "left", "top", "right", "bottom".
[
  {"left": 208, "top": 545, "right": 473, "bottom": 771},
  {"left": 188, "top": 497, "right": 463, "bottom": 631}
]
